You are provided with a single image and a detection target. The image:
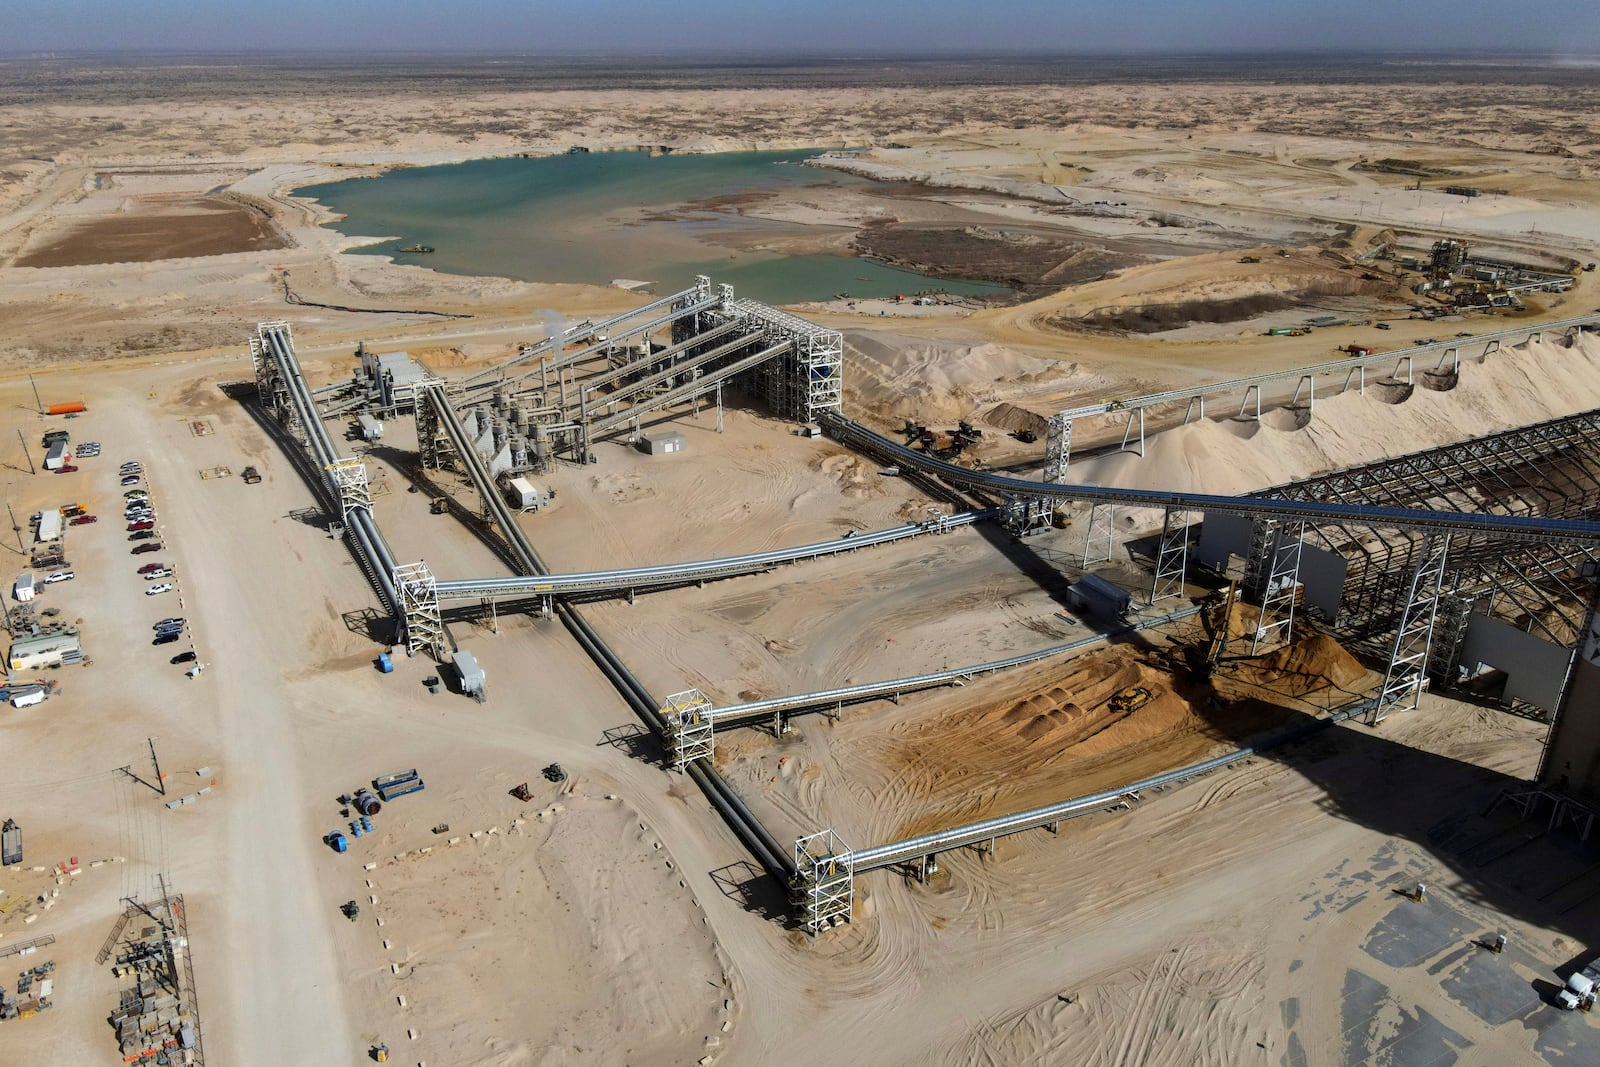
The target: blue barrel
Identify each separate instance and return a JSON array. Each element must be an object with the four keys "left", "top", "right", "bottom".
[{"left": 360, "top": 816, "right": 373, "bottom": 832}]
